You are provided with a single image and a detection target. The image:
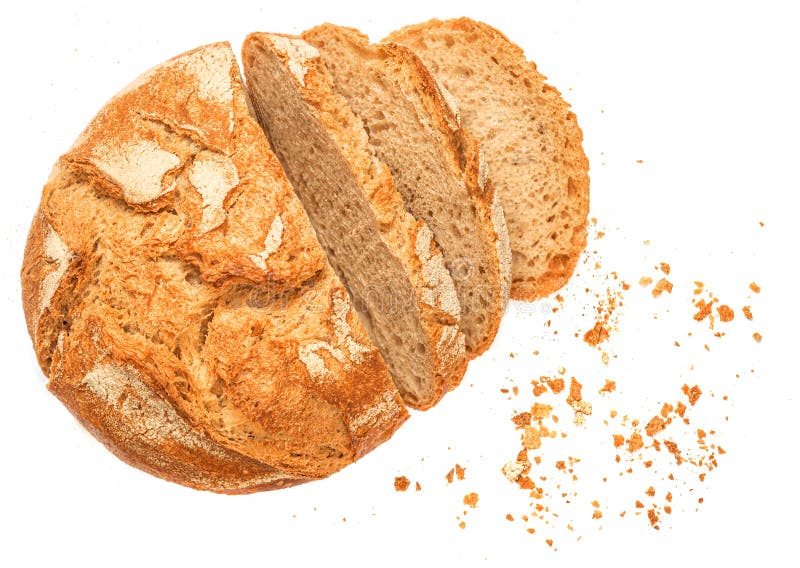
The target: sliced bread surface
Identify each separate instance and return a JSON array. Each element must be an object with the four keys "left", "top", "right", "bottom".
[
  {"left": 303, "top": 24, "right": 511, "bottom": 357},
  {"left": 387, "top": 18, "right": 590, "bottom": 300},
  {"left": 242, "top": 33, "right": 466, "bottom": 410},
  {"left": 21, "top": 42, "right": 408, "bottom": 491}
]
